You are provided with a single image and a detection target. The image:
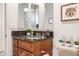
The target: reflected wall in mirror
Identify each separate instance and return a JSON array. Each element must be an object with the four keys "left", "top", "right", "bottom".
[
  {"left": 18, "top": 3, "right": 39, "bottom": 29},
  {"left": 31, "top": 4, "right": 39, "bottom": 29}
]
